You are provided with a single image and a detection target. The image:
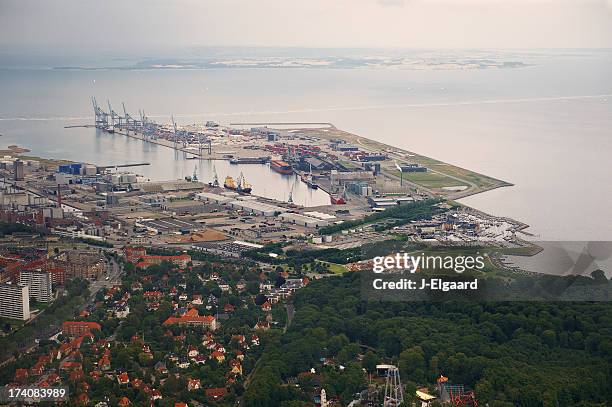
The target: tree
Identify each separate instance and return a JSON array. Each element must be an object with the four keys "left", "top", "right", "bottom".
[
  {"left": 362, "top": 351, "right": 377, "bottom": 373},
  {"left": 399, "top": 346, "right": 426, "bottom": 383}
]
